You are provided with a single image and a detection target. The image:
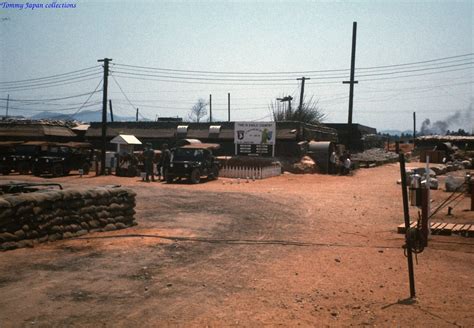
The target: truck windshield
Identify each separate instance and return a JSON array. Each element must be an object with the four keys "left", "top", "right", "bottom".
[{"left": 173, "top": 148, "right": 204, "bottom": 161}]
